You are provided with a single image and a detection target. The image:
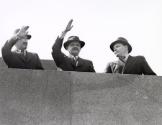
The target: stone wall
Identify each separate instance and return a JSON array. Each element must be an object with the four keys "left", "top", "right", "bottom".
[{"left": 0, "top": 67, "right": 162, "bottom": 125}]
